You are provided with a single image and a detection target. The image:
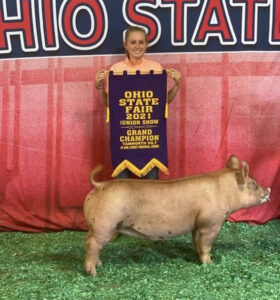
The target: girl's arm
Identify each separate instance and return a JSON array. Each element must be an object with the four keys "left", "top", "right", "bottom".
[
  {"left": 95, "top": 70, "right": 108, "bottom": 107},
  {"left": 167, "top": 69, "right": 181, "bottom": 104}
]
